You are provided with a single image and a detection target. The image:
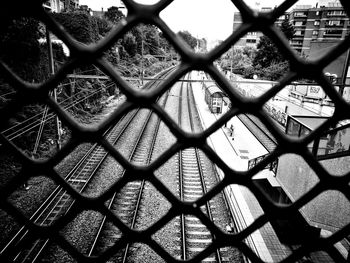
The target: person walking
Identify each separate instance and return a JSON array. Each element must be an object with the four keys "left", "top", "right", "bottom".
[{"left": 230, "top": 124, "right": 235, "bottom": 140}]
